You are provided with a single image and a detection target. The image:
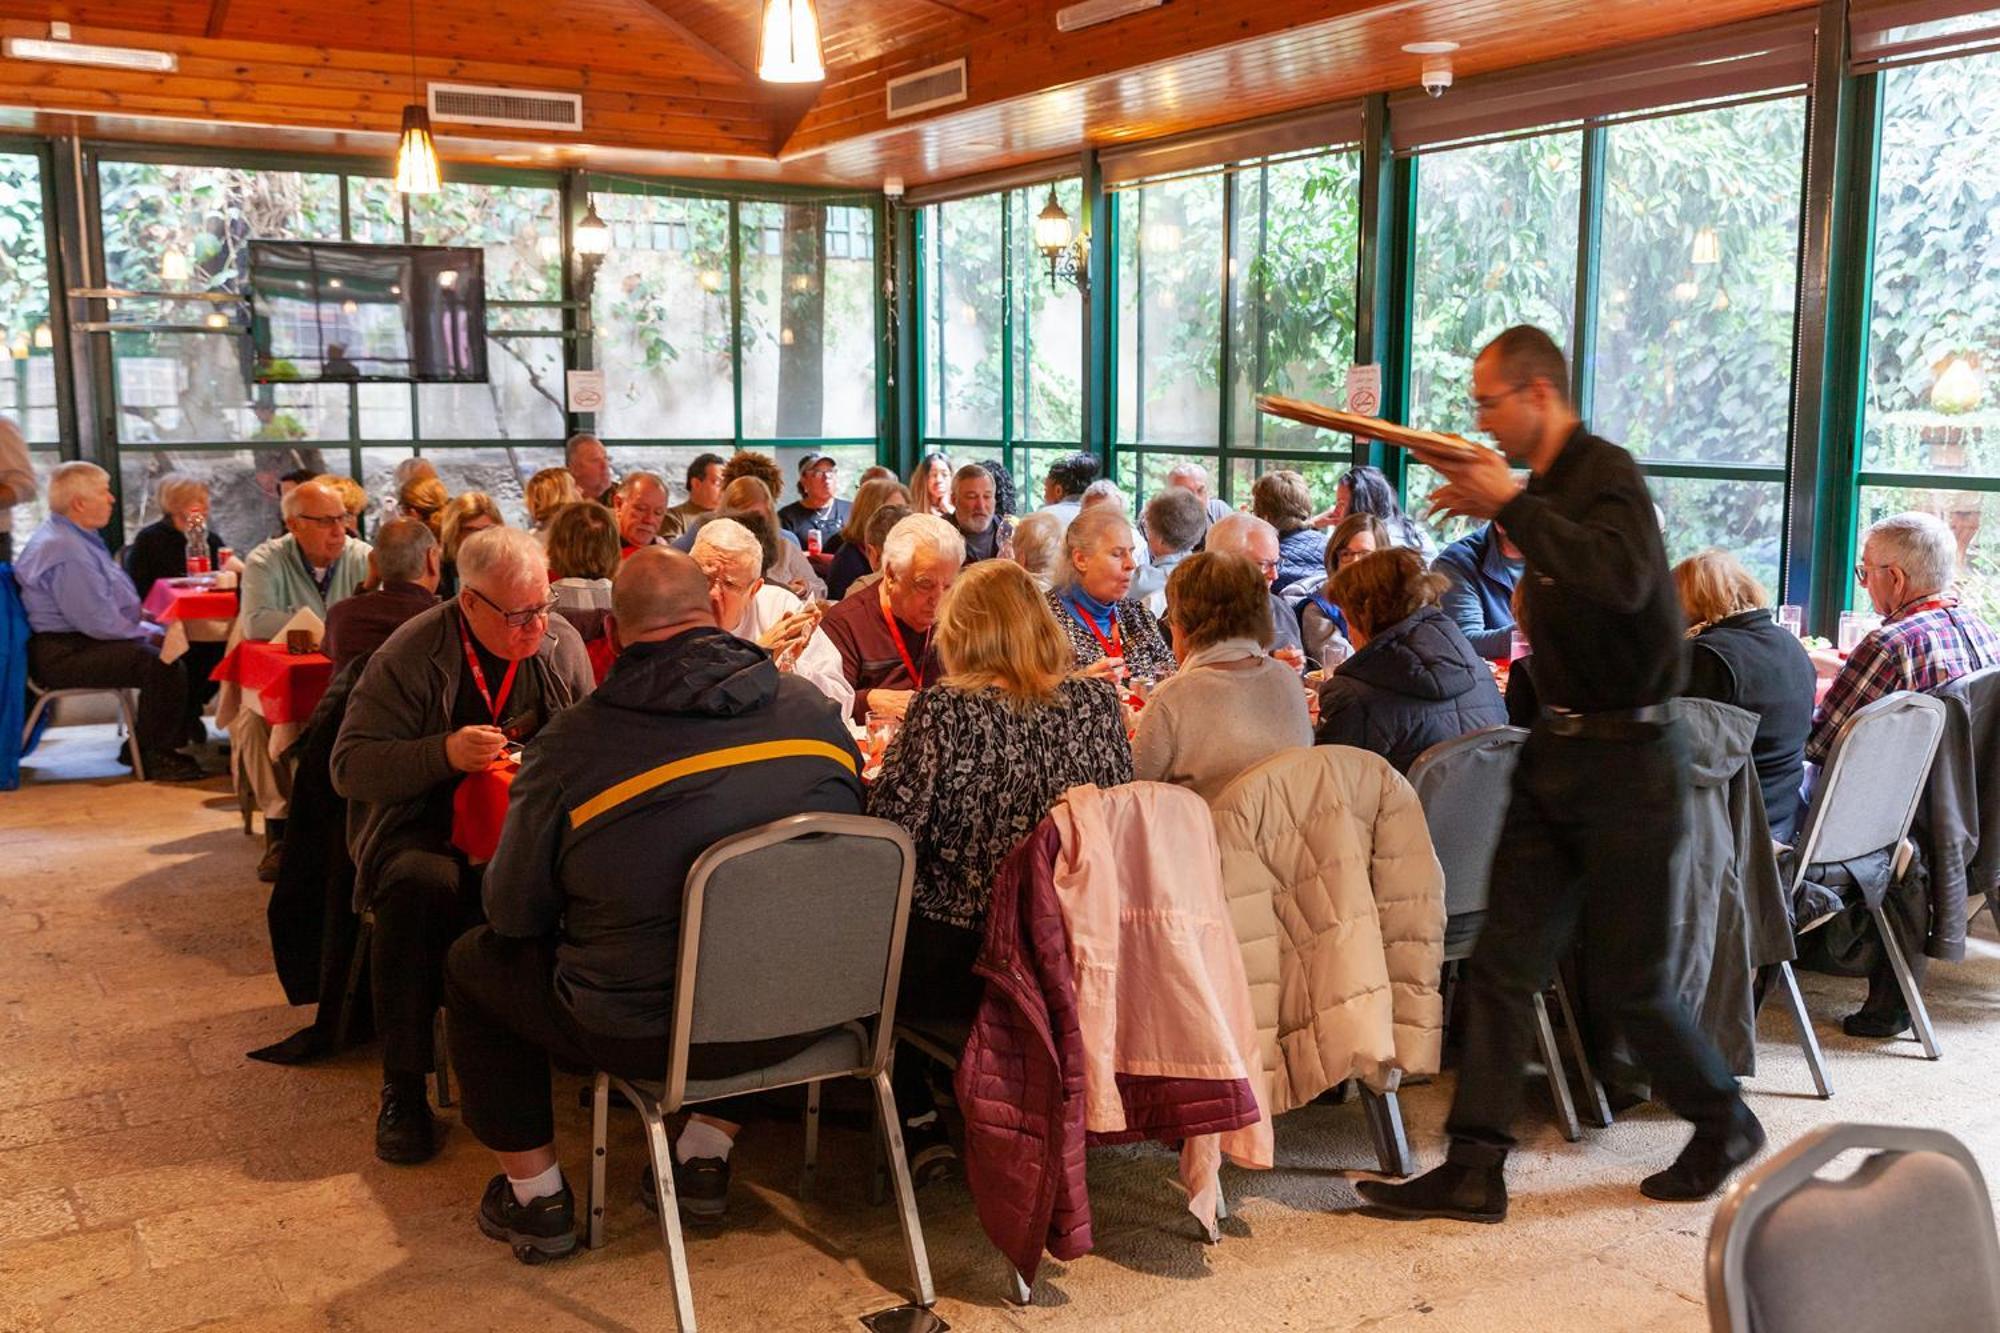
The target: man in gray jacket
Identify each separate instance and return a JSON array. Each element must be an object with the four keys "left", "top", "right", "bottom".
[{"left": 332, "top": 526, "right": 593, "bottom": 1166}]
